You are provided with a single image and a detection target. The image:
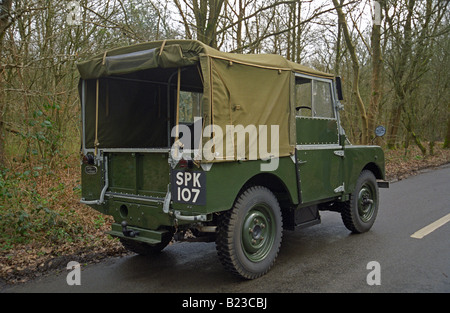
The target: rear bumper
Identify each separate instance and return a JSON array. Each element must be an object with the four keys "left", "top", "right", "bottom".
[
  {"left": 107, "top": 223, "right": 169, "bottom": 245},
  {"left": 377, "top": 180, "right": 390, "bottom": 188}
]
